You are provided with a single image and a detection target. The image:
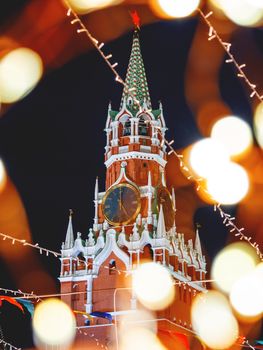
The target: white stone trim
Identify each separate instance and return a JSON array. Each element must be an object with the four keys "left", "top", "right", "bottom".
[
  {"left": 94, "top": 229, "right": 130, "bottom": 274},
  {"left": 170, "top": 270, "right": 206, "bottom": 292},
  {"left": 105, "top": 151, "right": 166, "bottom": 168},
  {"left": 58, "top": 275, "right": 91, "bottom": 282}
]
